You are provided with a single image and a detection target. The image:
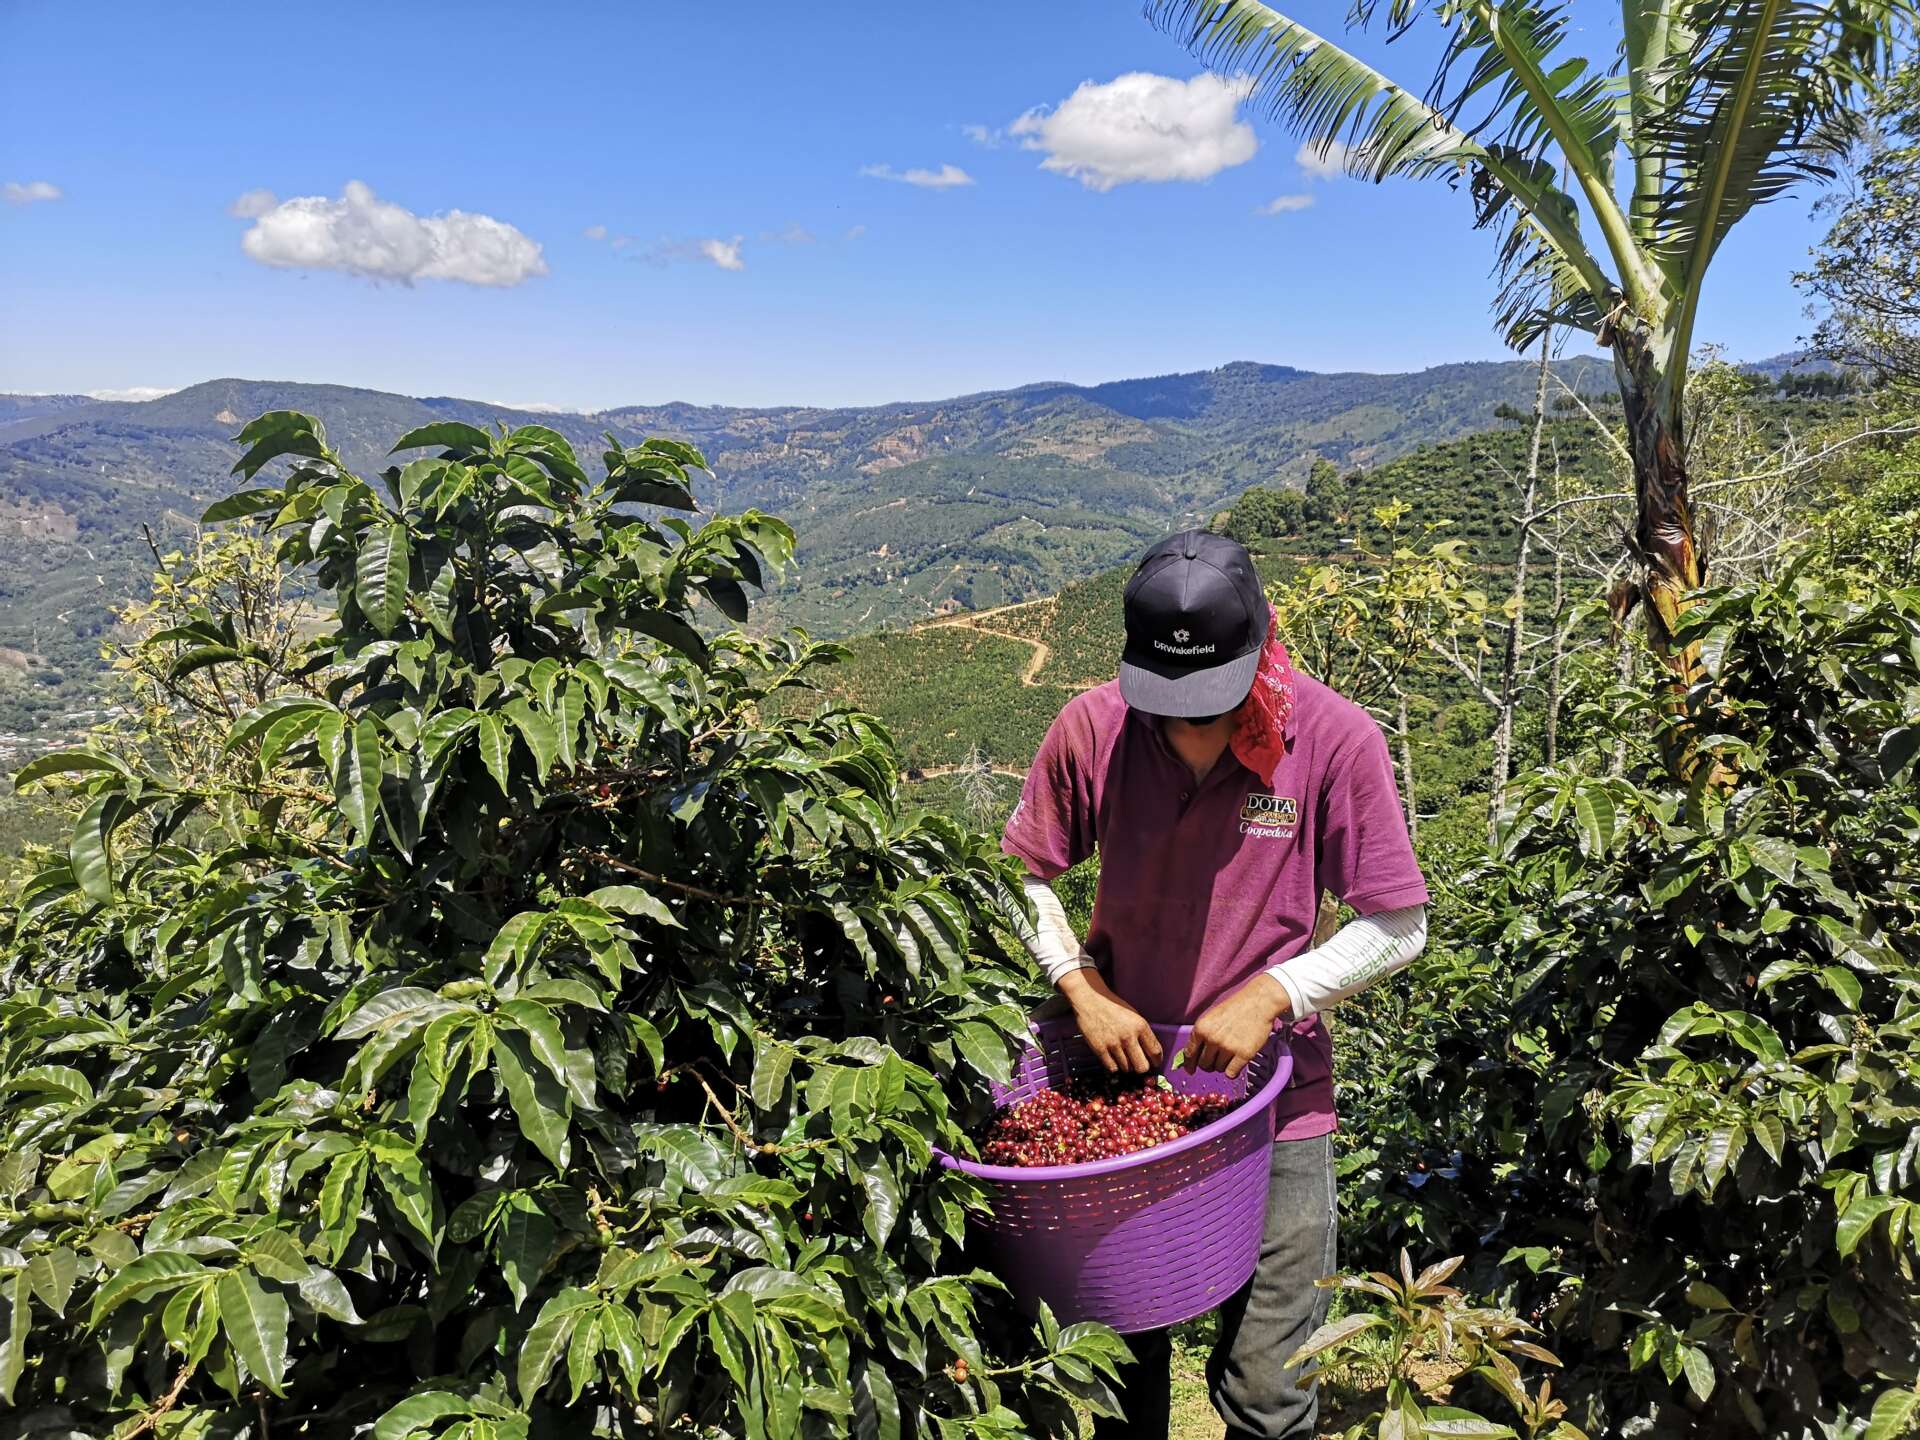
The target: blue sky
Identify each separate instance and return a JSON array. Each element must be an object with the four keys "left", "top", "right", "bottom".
[{"left": 1, "top": 1, "right": 1833, "bottom": 410}]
